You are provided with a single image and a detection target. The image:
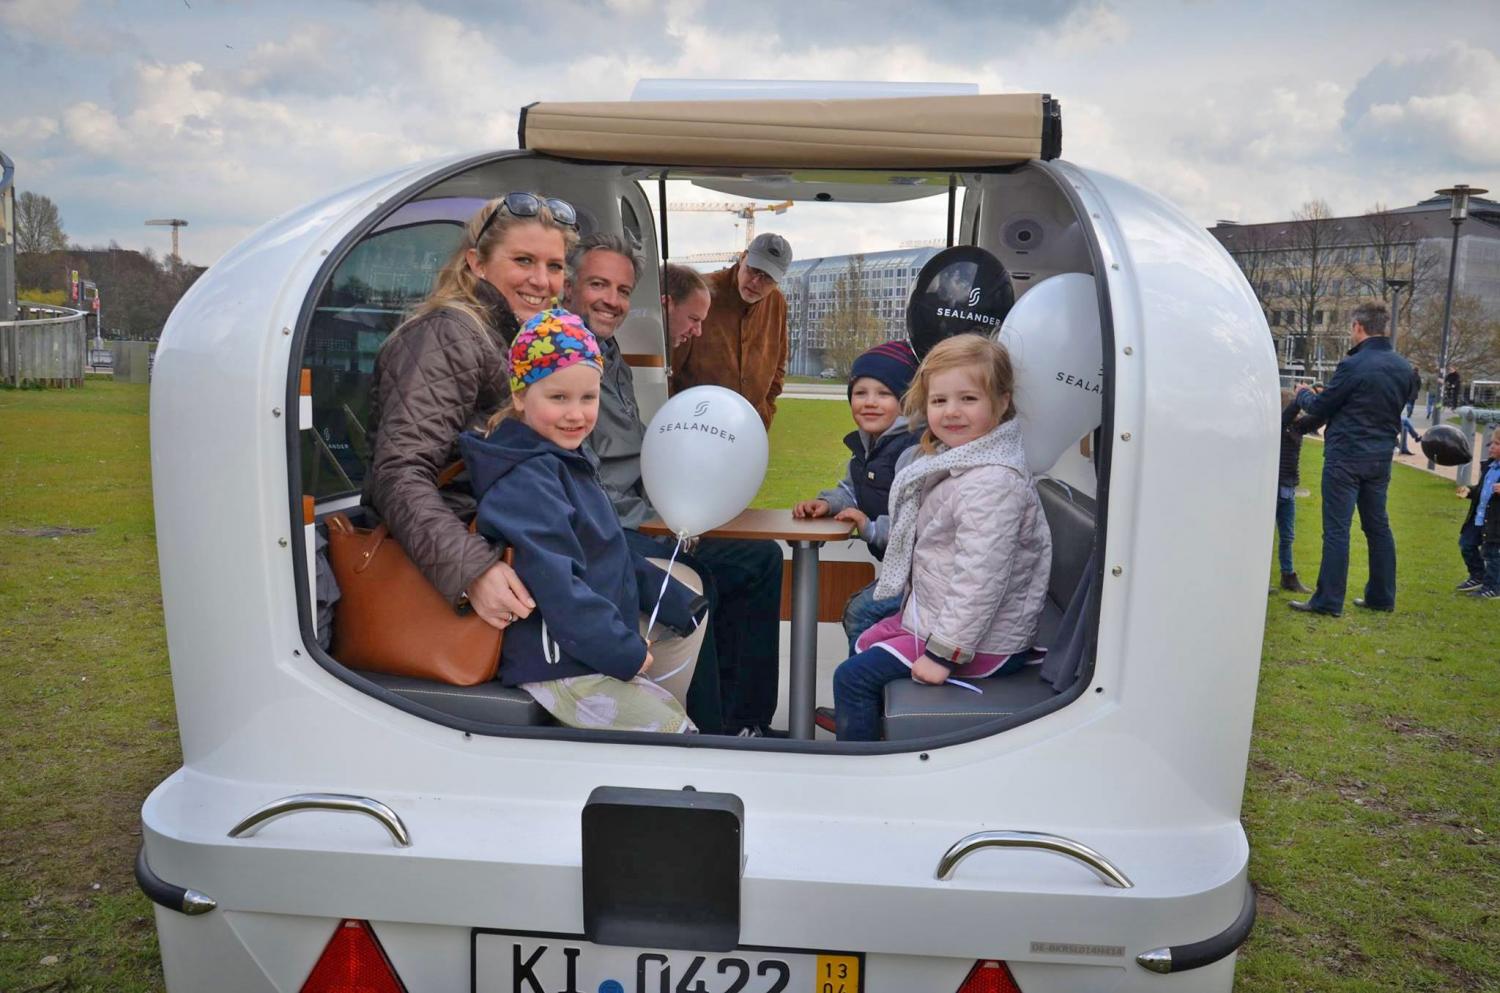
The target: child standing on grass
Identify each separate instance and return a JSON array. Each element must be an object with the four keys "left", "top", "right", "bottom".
[
  {"left": 1276, "top": 388, "right": 1323, "bottom": 594},
  {"left": 1457, "top": 432, "right": 1500, "bottom": 600},
  {"left": 793, "top": 340, "right": 920, "bottom": 653},
  {"left": 832, "top": 335, "right": 1052, "bottom": 742},
  {"left": 458, "top": 310, "right": 705, "bottom": 732}
]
